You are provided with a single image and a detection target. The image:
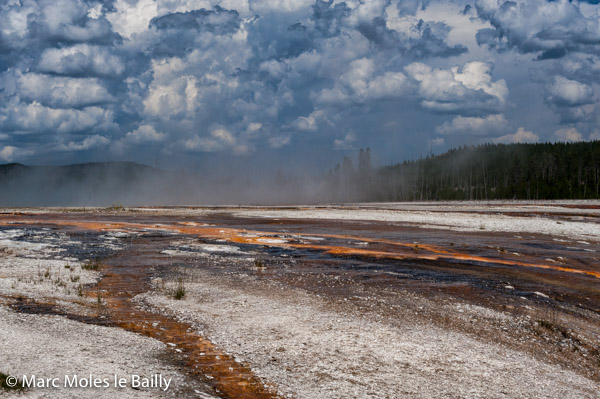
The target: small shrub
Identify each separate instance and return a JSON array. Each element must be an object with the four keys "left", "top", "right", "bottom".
[
  {"left": 54, "top": 277, "right": 66, "bottom": 287},
  {"left": 538, "top": 319, "right": 555, "bottom": 331},
  {"left": 107, "top": 202, "right": 124, "bottom": 211},
  {"left": 173, "top": 279, "right": 186, "bottom": 300},
  {"left": 82, "top": 259, "right": 102, "bottom": 271}
]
